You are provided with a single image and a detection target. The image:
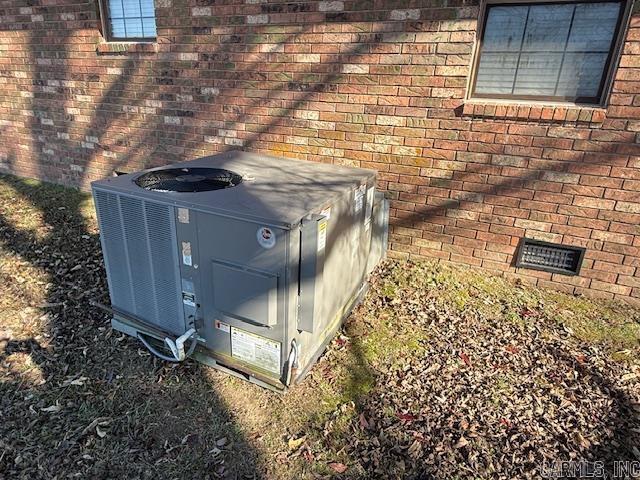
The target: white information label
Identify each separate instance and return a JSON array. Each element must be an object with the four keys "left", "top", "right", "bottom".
[
  {"left": 177, "top": 208, "right": 190, "bottom": 224},
  {"left": 231, "top": 327, "right": 281, "bottom": 374},
  {"left": 181, "top": 241, "right": 192, "bottom": 266}
]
